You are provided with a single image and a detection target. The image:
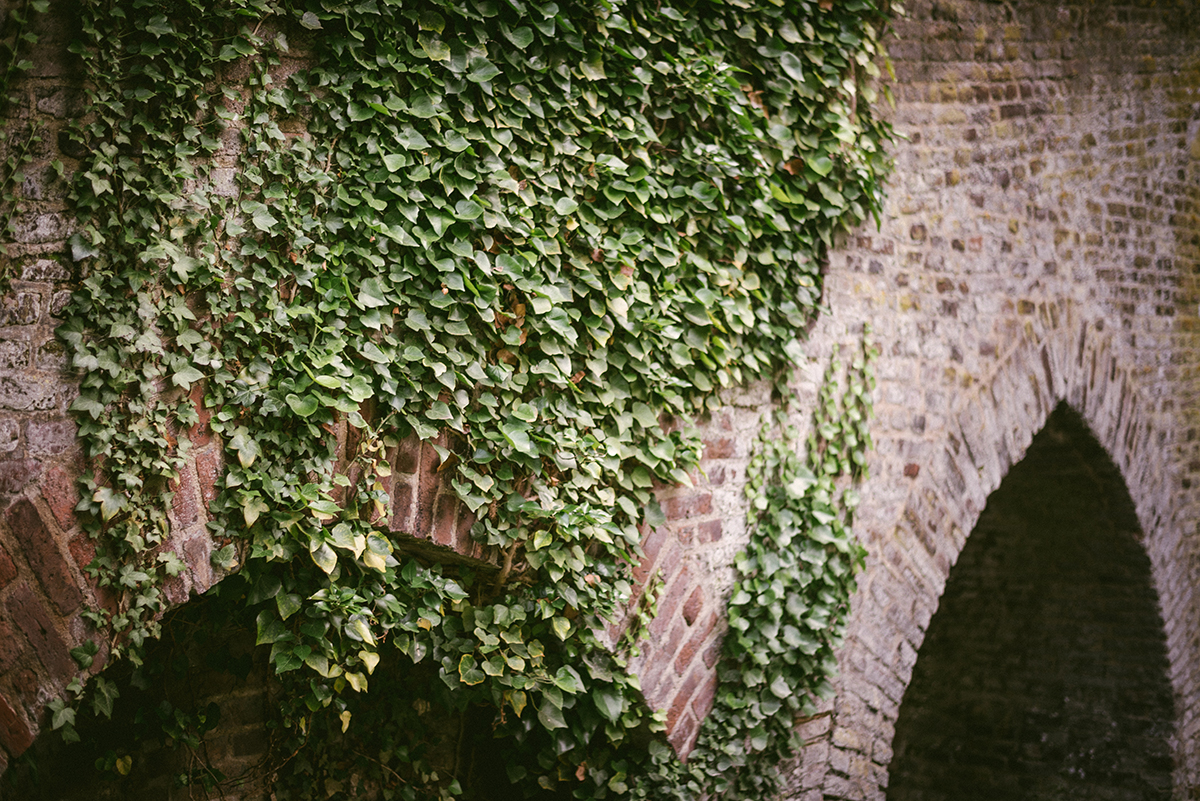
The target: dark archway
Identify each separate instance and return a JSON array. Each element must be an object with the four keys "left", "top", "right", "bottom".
[{"left": 887, "top": 403, "right": 1176, "bottom": 800}]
